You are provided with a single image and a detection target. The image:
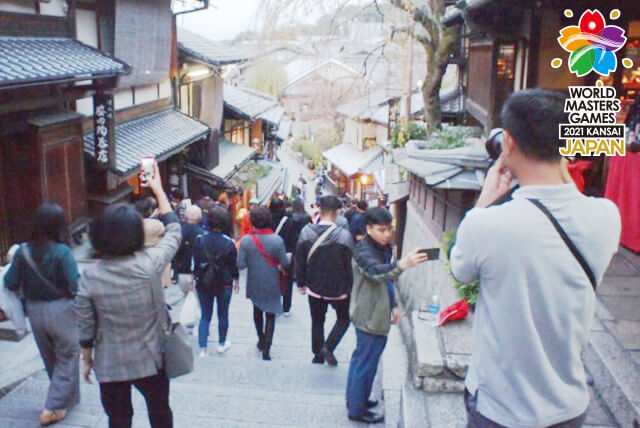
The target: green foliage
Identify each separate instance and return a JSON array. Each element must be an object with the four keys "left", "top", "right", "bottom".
[
  {"left": 441, "top": 228, "right": 478, "bottom": 307},
  {"left": 246, "top": 60, "right": 288, "bottom": 97},
  {"left": 291, "top": 138, "right": 324, "bottom": 166},
  {"left": 390, "top": 121, "right": 427, "bottom": 148},
  {"left": 427, "top": 128, "right": 474, "bottom": 150},
  {"left": 392, "top": 125, "right": 473, "bottom": 150},
  {"left": 244, "top": 164, "right": 273, "bottom": 189},
  {"left": 314, "top": 127, "right": 341, "bottom": 151}
]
